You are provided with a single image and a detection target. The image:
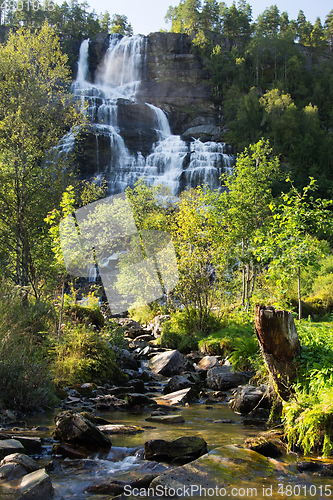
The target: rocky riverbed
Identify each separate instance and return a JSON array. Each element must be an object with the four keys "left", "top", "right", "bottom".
[{"left": 1, "top": 318, "right": 333, "bottom": 499}]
